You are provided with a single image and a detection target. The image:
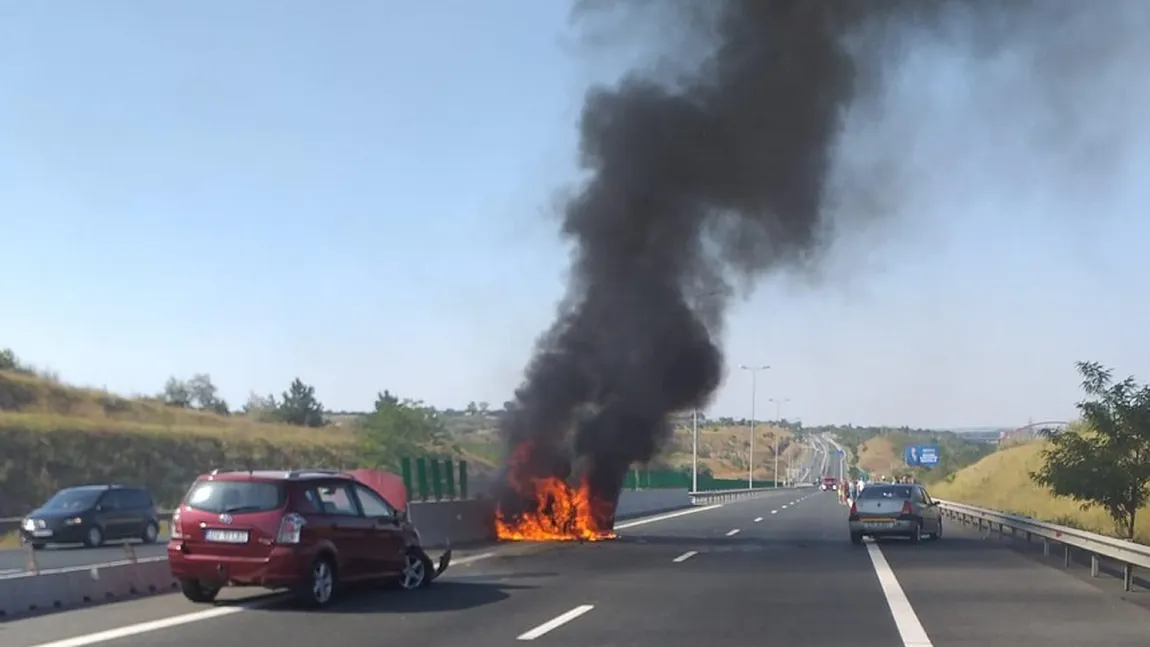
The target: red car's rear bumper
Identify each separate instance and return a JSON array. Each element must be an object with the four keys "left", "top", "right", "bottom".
[{"left": 167, "top": 541, "right": 308, "bottom": 588}]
